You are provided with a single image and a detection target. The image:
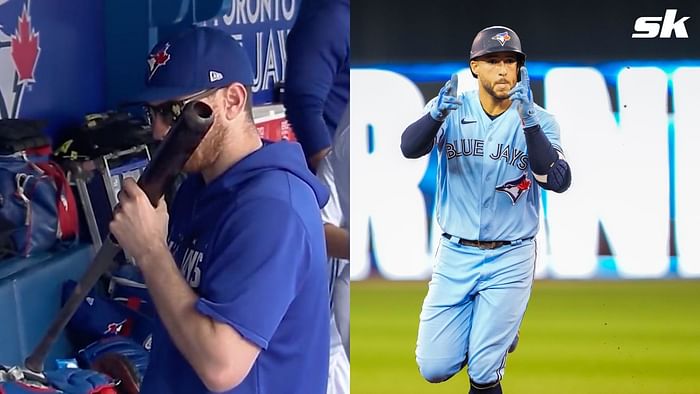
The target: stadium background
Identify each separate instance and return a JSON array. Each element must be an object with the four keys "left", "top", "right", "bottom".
[{"left": 350, "top": 0, "right": 700, "bottom": 392}]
